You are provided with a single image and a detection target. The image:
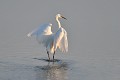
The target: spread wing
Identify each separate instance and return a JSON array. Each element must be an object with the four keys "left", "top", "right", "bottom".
[
  {"left": 27, "top": 23, "right": 53, "bottom": 44},
  {"left": 27, "top": 23, "right": 52, "bottom": 37}
]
